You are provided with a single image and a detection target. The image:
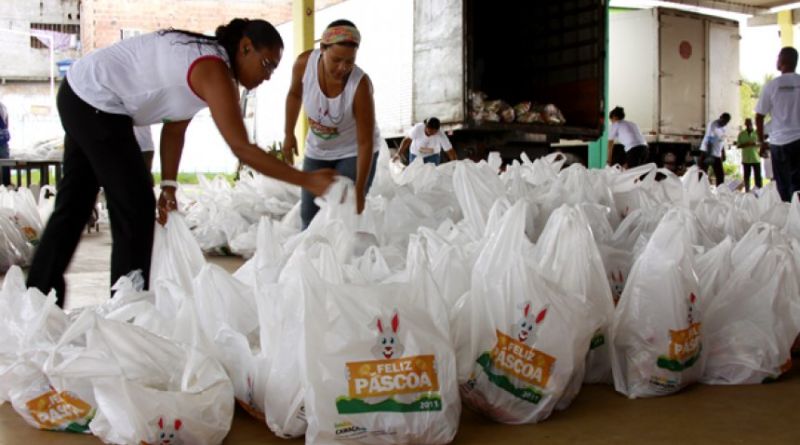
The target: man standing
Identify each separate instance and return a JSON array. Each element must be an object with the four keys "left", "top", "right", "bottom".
[
  {"left": 737, "top": 118, "right": 762, "bottom": 192},
  {"left": 756, "top": 47, "right": 800, "bottom": 202},
  {"left": 0, "top": 100, "right": 11, "bottom": 186},
  {"left": 699, "top": 112, "right": 731, "bottom": 186}
]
